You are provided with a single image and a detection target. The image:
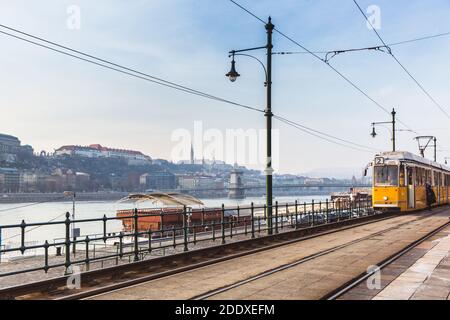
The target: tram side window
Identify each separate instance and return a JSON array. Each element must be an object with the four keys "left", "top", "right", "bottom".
[
  {"left": 407, "top": 167, "right": 414, "bottom": 186},
  {"left": 374, "top": 165, "right": 398, "bottom": 186},
  {"left": 399, "top": 164, "right": 406, "bottom": 187},
  {"left": 415, "top": 168, "right": 423, "bottom": 186},
  {"left": 434, "top": 171, "right": 441, "bottom": 187},
  {"left": 426, "top": 170, "right": 432, "bottom": 185}
]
